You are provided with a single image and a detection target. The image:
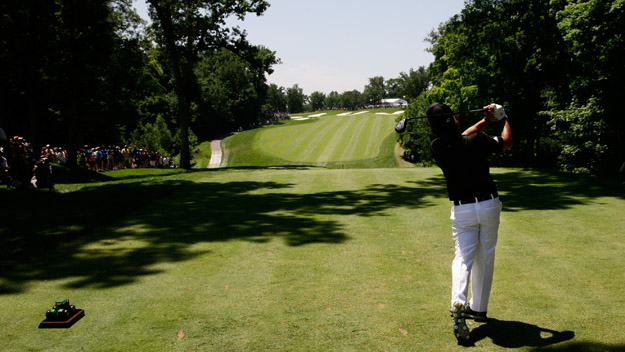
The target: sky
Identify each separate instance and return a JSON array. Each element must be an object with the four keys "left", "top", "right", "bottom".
[{"left": 132, "top": 0, "right": 467, "bottom": 95}]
